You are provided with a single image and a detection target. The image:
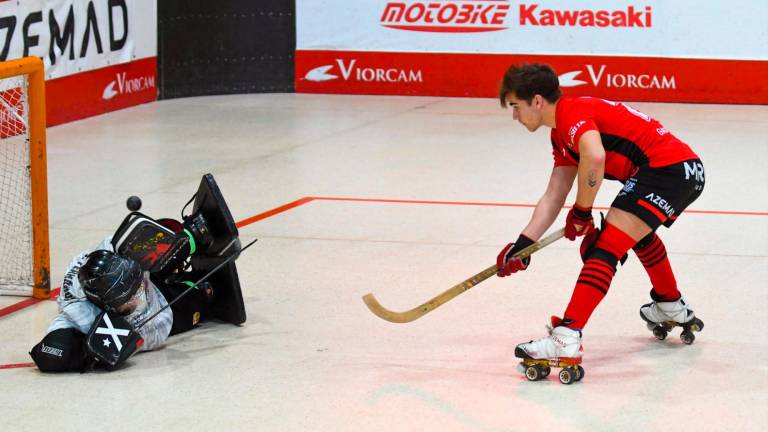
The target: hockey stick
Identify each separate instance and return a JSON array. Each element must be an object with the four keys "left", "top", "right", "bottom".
[
  {"left": 362, "top": 227, "right": 565, "bottom": 323},
  {"left": 136, "top": 238, "right": 258, "bottom": 329}
]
